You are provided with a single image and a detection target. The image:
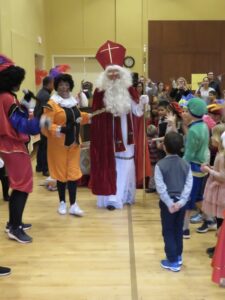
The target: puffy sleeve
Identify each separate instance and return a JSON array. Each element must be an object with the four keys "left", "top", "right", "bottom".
[
  {"left": 0, "top": 92, "right": 40, "bottom": 136},
  {"left": 41, "top": 102, "right": 60, "bottom": 137},
  {"left": 131, "top": 100, "right": 144, "bottom": 117}
]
